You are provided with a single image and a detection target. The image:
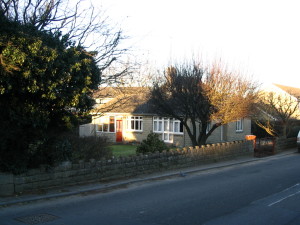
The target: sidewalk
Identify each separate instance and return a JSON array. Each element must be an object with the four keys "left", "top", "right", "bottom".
[{"left": 0, "top": 148, "right": 297, "bottom": 207}]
